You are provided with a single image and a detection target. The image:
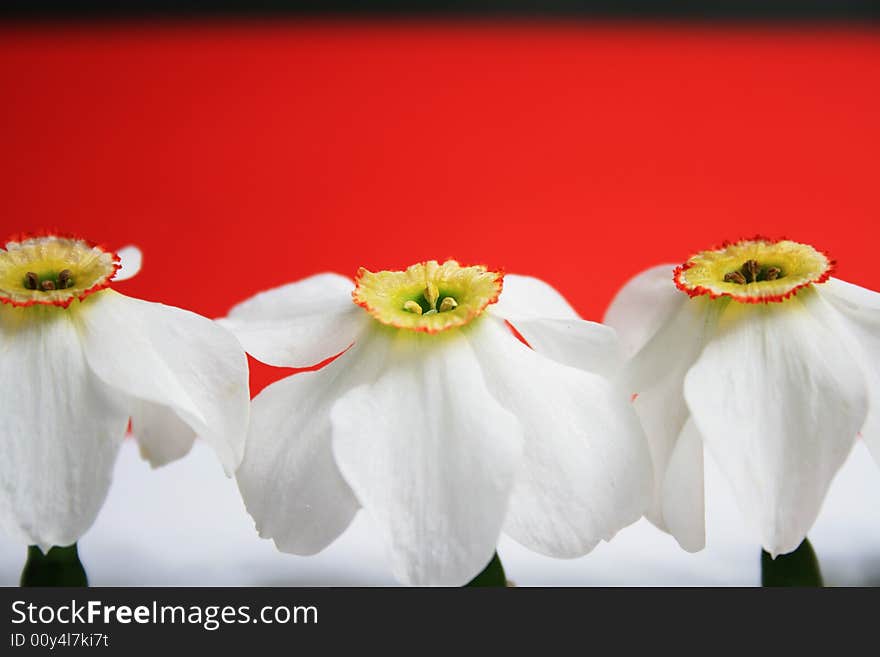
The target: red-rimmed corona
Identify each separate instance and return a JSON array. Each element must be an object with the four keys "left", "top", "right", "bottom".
[
  {"left": 220, "top": 260, "right": 653, "bottom": 585},
  {"left": 0, "top": 234, "right": 122, "bottom": 308},
  {"left": 603, "top": 237, "right": 880, "bottom": 559},
  {"left": 0, "top": 233, "right": 249, "bottom": 553},
  {"left": 673, "top": 237, "right": 834, "bottom": 304},
  {"left": 352, "top": 260, "right": 503, "bottom": 333}
]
